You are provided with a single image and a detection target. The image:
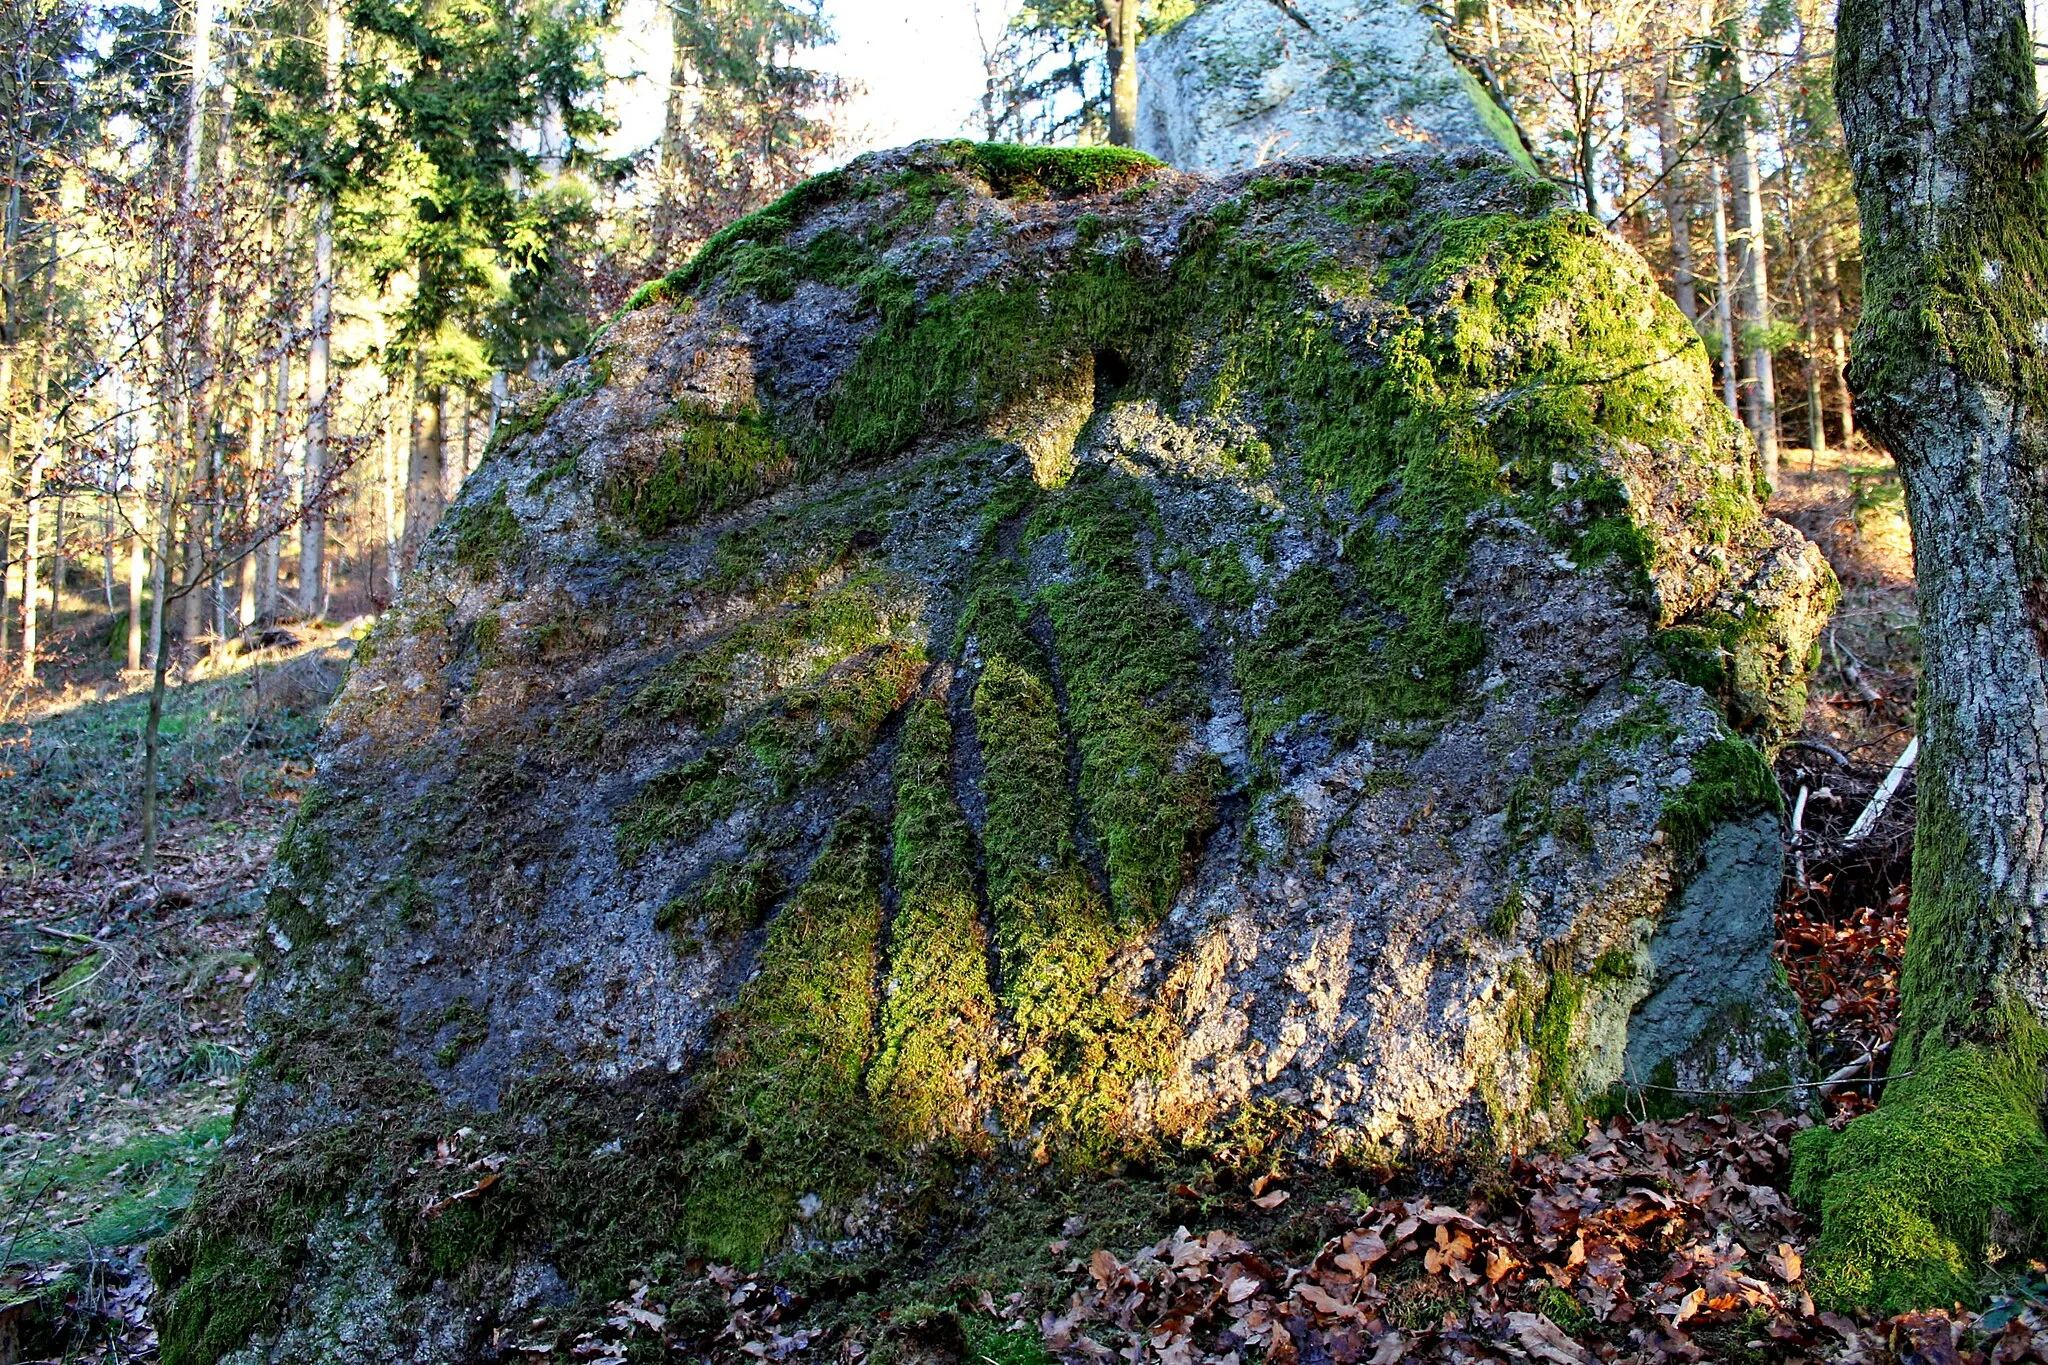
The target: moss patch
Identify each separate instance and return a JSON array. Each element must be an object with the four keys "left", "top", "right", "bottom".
[
  {"left": 447, "top": 488, "right": 524, "bottom": 576},
  {"left": 970, "top": 616, "right": 1169, "bottom": 1159},
  {"left": 1658, "top": 737, "right": 1781, "bottom": 861},
  {"left": 868, "top": 699, "right": 998, "bottom": 1147},
  {"left": 1029, "top": 475, "right": 1216, "bottom": 926},
  {"left": 1793, "top": 1033, "right": 2048, "bottom": 1310},
  {"left": 955, "top": 142, "right": 1163, "bottom": 199},
  {"left": 605, "top": 405, "right": 795, "bottom": 538},
  {"left": 633, "top": 574, "right": 907, "bottom": 729},
  {"left": 686, "top": 810, "right": 889, "bottom": 1259}
]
